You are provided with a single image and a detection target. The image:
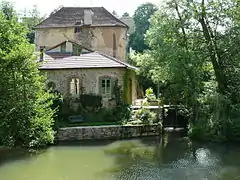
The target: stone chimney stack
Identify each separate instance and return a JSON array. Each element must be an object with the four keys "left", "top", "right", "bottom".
[
  {"left": 39, "top": 46, "right": 45, "bottom": 62},
  {"left": 84, "top": 9, "right": 93, "bottom": 25}
]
